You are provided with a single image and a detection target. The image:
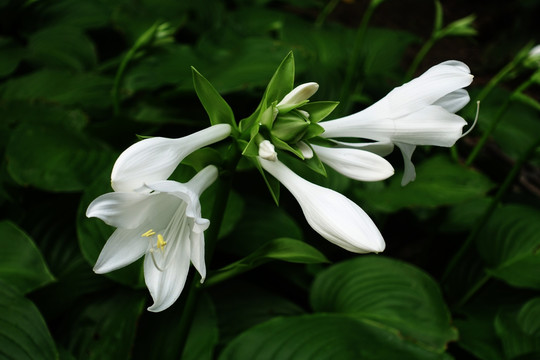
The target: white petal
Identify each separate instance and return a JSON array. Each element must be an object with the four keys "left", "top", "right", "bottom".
[
  {"left": 433, "top": 89, "right": 470, "bottom": 113},
  {"left": 189, "top": 222, "right": 207, "bottom": 282},
  {"left": 395, "top": 142, "right": 417, "bottom": 186},
  {"left": 259, "top": 157, "right": 385, "bottom": 253},
  {"left": 313, "top": 145, "right": 394, "bottom": 182},
  {"left": 258, "top": 140, "right": 277, "bottom": 161},
  {"left": 331, "top": 140, "right": 395, "bottom": 157},
  {"left": 86, "top": 191, "right": 153, "bottom": 229},
  {"left": 93, "top": 227, "right": 149, "bottom": 273},
  {"left": 277, "top": 82, "right": 319, "bottom": 108},
  {"left": 145, "top": 231, "right": 191, "bottom": 312},
  {"left": 111, "top": 124, "right": 230, "bottom": 192}
]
